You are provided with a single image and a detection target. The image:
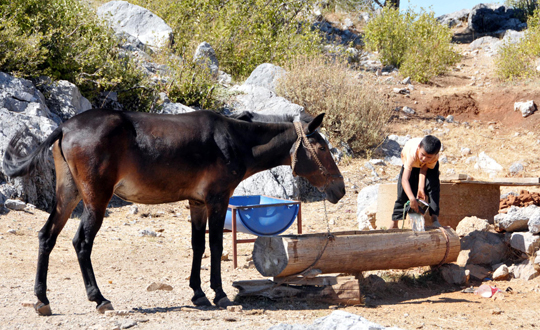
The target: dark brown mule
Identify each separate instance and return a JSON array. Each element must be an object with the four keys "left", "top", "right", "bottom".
[{"left": 3, "top": 108, "right": 345, "bottom": 315}]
